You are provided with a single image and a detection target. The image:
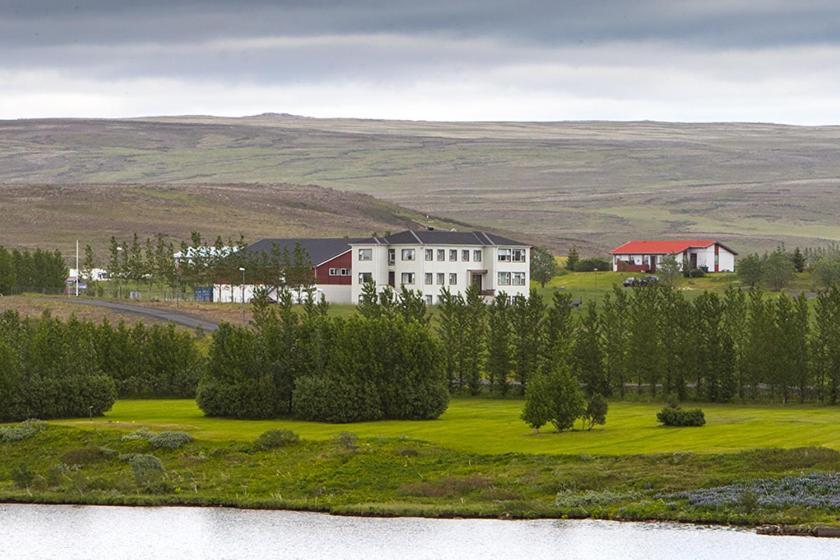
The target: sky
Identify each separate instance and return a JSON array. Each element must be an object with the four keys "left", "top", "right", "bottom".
[{"left": 2, "top": 0, "right": 840, "bottom": 123}]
